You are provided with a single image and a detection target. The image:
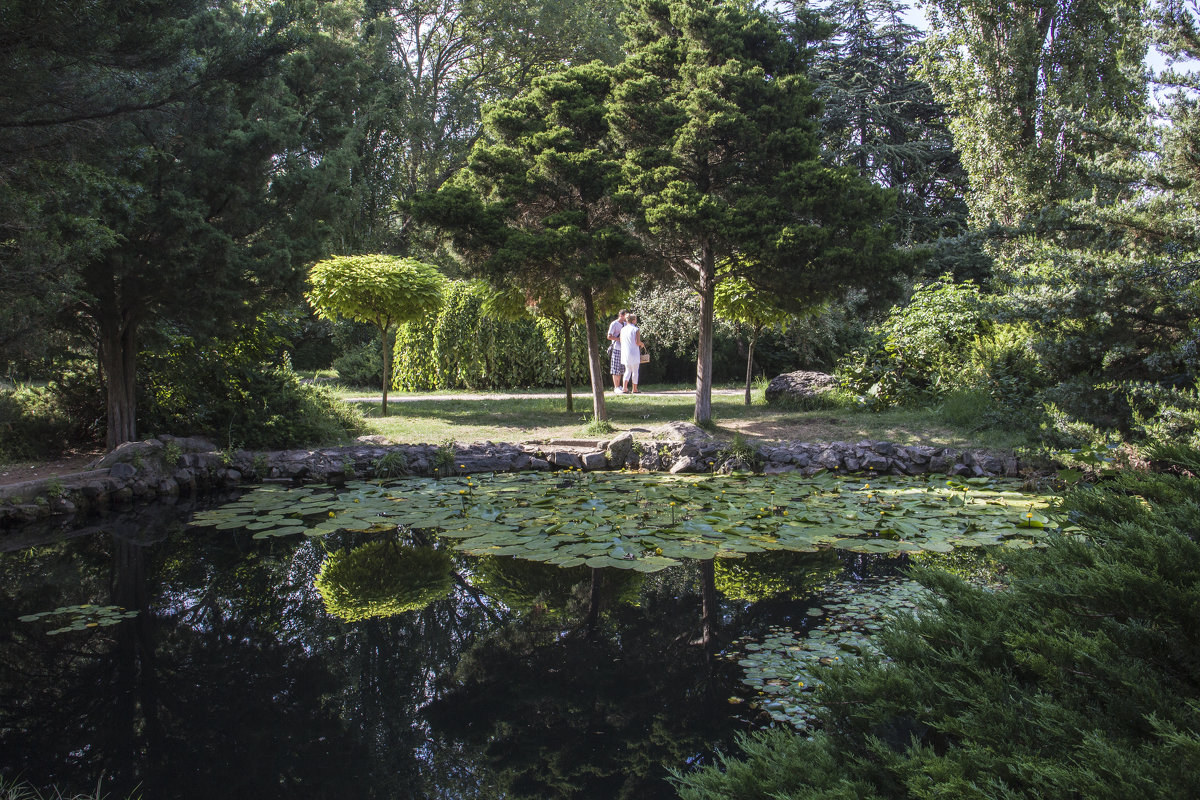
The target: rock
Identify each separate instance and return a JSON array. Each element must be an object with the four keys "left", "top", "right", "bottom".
[
  {"left": 764, "top": 371, "right": 837, "bottom": 406},
  {"left": 582, "top": 451, "right": 607, "bottom": 470},
  {"left": 355, "top": 435, "right": 393, "bottom": 445},
  {"left": 548, "top": 451, "right": 584, "bottom": 470},
  {"left": 109, "top": 462, "right": 137, "bottom": 480},
  {"left": 669, "top": 456, "right": 698, "bottom": 474},
  {"left": 606, "top": 432, "right": 635, "bottom": 469}
]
